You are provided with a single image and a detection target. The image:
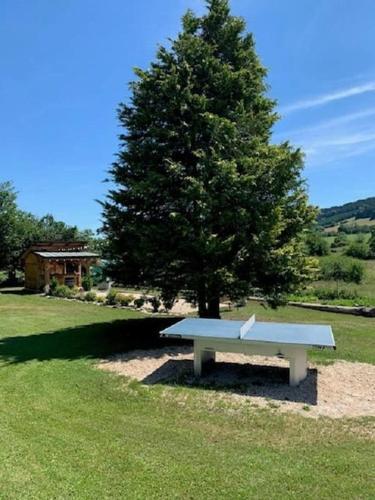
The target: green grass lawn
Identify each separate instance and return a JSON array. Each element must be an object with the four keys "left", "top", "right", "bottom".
[{"left": 0, "top": 292, "right": 374, "bottom": 498}]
